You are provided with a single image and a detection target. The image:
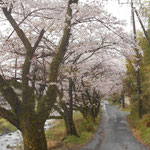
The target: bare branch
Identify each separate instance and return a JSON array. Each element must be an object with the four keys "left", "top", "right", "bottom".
[
  {"left": 3, "top": 7, "right": 32, "bottom": 51},
  {"left": 0, "top": 106, "right": 20, "bottom": 130},
  {"left": 33, "top": 29, "right": 45, "bottom": 51},
  {"left": 0, "top": 75, "right": 21, "bottom": 114}
]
